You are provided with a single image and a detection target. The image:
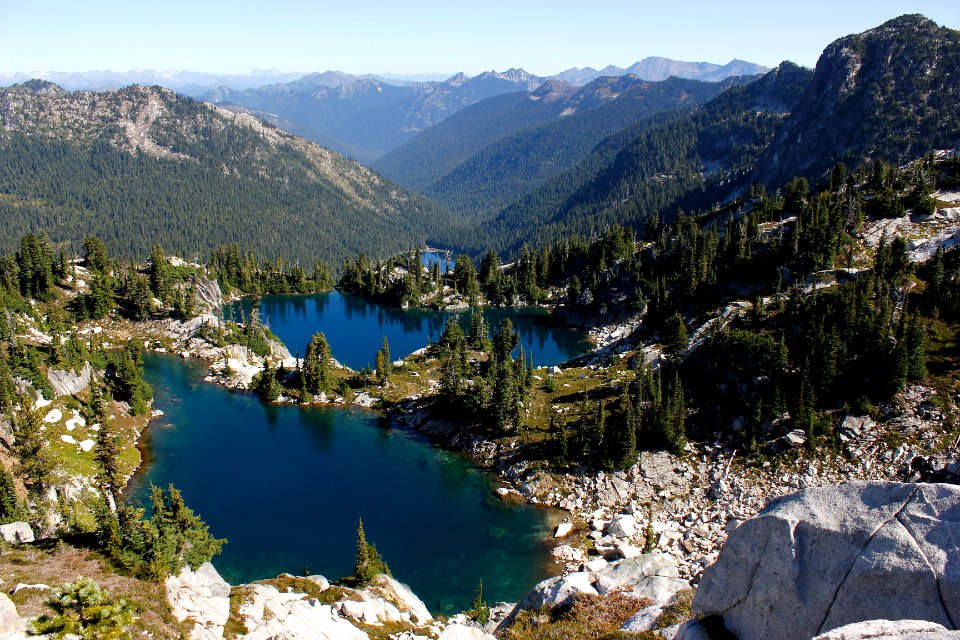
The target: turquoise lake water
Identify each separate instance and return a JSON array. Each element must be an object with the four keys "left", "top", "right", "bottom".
[{"left": 130, "top": 292, "right": 590, "bottom": 612}]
